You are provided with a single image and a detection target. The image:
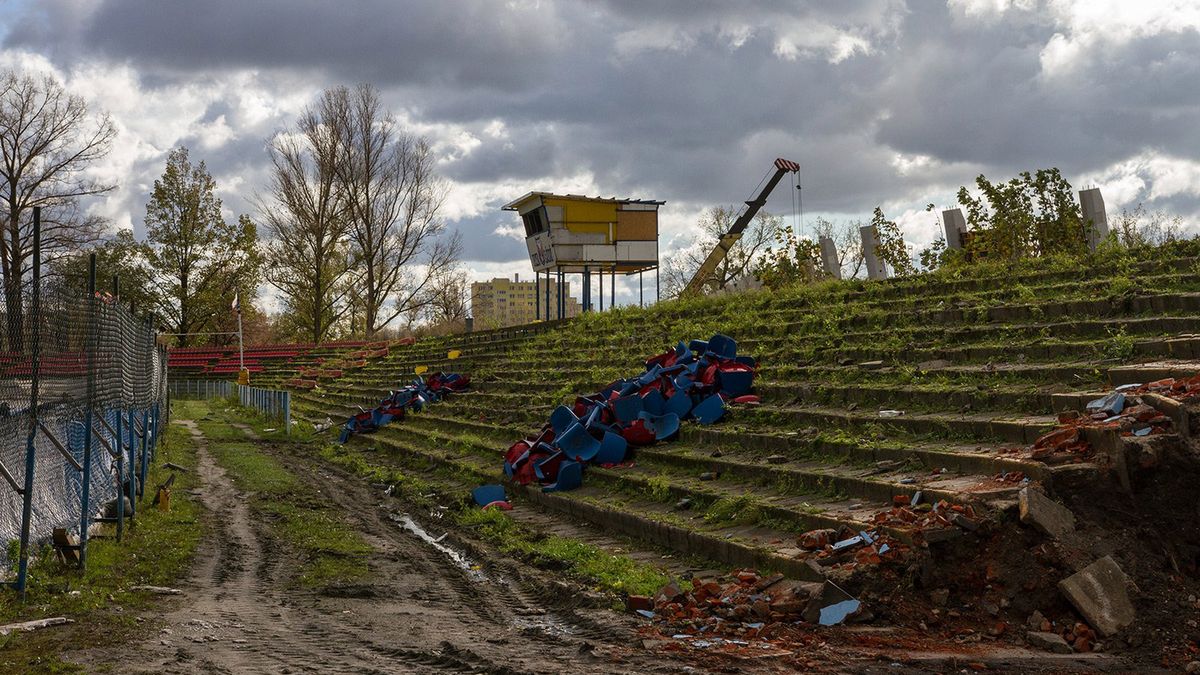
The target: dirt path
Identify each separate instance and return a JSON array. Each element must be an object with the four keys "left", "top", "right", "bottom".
[{"left": 74, "top": 416, "right": 688, "bottom": 674}]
